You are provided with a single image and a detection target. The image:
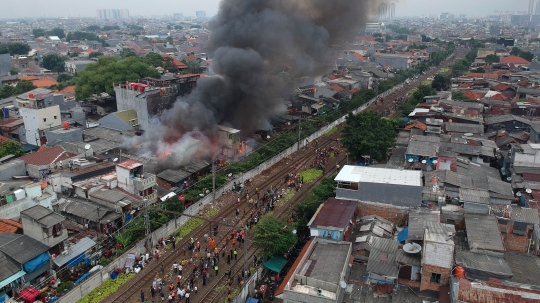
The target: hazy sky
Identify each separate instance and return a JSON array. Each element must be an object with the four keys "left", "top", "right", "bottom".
[{"left": 0, "top": 0, "right": 529, "bottom": 19}]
